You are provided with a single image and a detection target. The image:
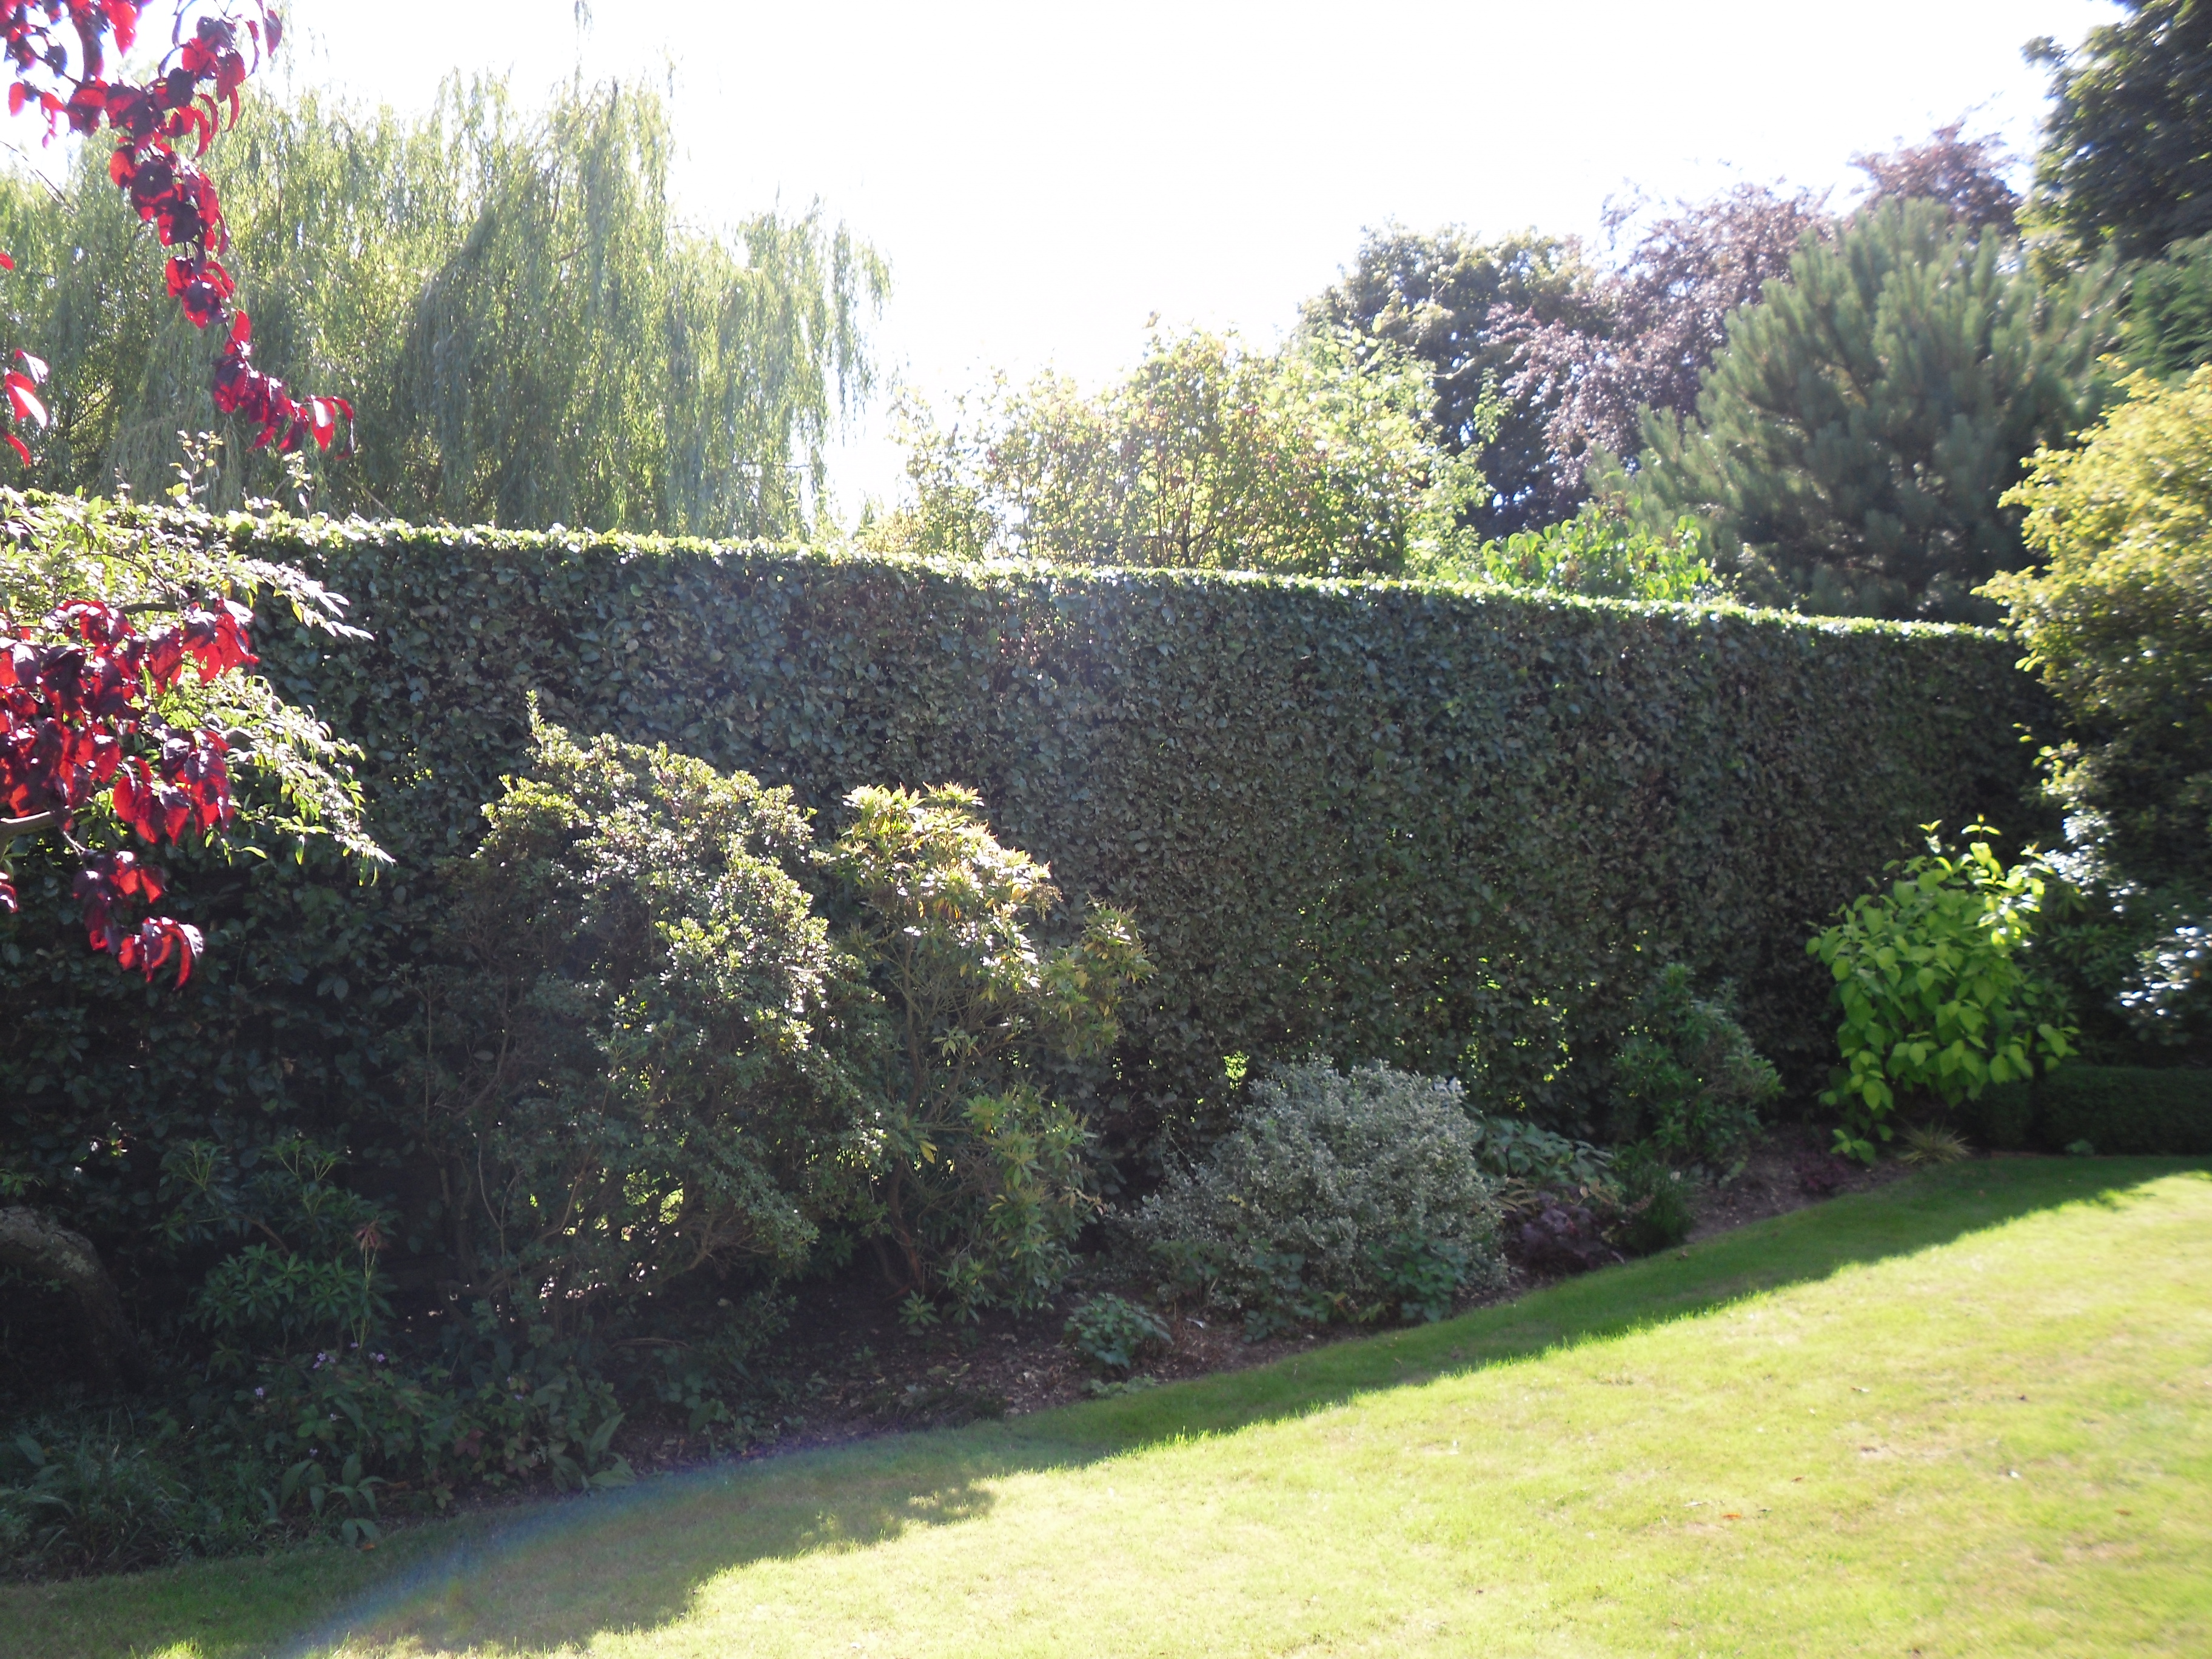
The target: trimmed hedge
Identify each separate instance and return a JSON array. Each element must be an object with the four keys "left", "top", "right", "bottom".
[
  {"left": 4, "top": 513, "right": 2046, "bottom": 1190},
  {"left": 1974, "top": 1067, "right": 2212, "bottom": 1155}
]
